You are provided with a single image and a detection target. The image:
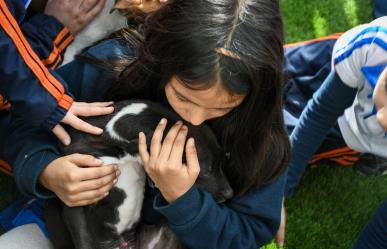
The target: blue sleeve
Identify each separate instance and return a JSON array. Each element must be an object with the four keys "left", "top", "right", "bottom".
[
  {"left": 154, "top": 173, "right": 286, "bottom": 249},
  {"left": 0, "top": 0, "right": 73, "bottom": 130},
  {"left": 0, "top": 39, "right": 135, "bottom": 199},
  {"left": 1, "top": 118, "right": 60, "bottom": 199},
  {"left": 284, "top": 70, "right": 357, "bottom": 197},
  {"left": 21, "top": 13, "right": 74, "bottom": 68}
]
